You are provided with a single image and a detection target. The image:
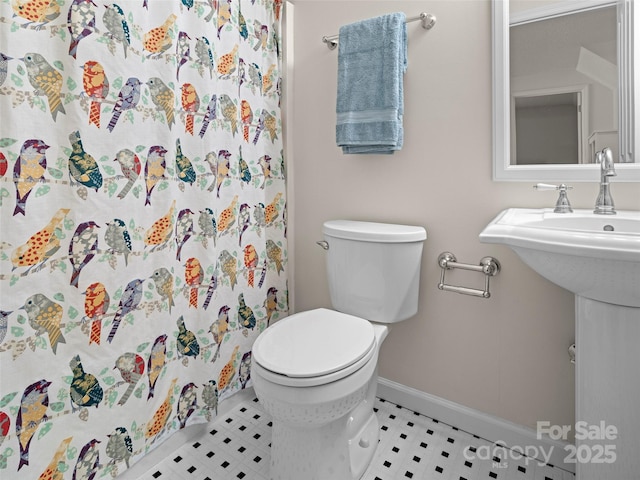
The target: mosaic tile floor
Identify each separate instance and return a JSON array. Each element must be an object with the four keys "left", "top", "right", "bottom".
[{"left": 138, "top": 397, "right": 574, "bottom": 480}]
